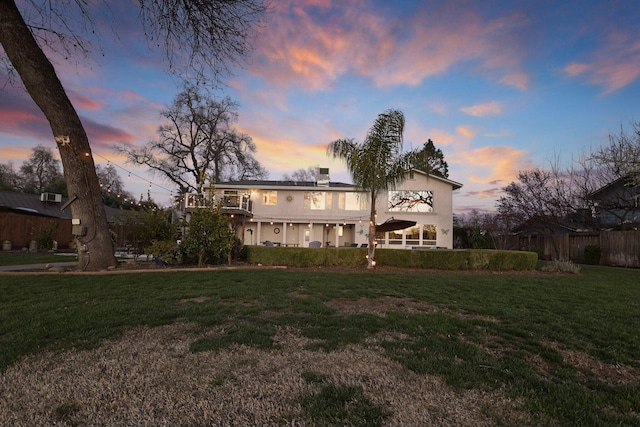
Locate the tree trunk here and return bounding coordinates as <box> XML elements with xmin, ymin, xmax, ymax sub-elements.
<box><xmin>367</xmin><ymin>190</ymin><xmax>377</xmax><ymax>269</ymax></box>
<box><xmin>0</xmin><ymin>0</ymin><xmax>116</xmax><ymax>271</ymax></box>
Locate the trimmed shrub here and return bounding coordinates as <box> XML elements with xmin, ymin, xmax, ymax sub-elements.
<box><xmin>584</xmin><ymin>244</ymin><xmax>601</xmax><ymax>265</ymax></box>
<box><xmin>247</xmin><ymin>247</ymin><xmax>538</xmax><ymax>271</ymax></box>
<box><xmin>540</xmin><ymin>260</ymin><xmax>581</xmax><ymax>274</ymax></box>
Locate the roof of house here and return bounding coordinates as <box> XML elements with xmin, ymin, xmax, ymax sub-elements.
<box><xmin>588</xmin><ymin>174</ymin><xmax>639</xmax><ymax>200</ymax></box>
<box><xmin>215</xmin><ymin>170</ymin><xmax>463</xmax><ymax>191</ymax></box>
<box><xmin>0</xmin><ymin>190</ymin><xmax>122</xmax><ymax>222</ymax></box>
<box><xmin>214</xmin><ymin>180</ymin><xmax>354</xmax><ymax>189</ymax></box>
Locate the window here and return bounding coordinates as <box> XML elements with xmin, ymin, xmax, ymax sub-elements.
<box><xmin>339</xmin><ymin>192</ymin><xmax>366</xmax><ymax>210</ymax></box>
<box><xmin>304</xmin><ymin>191</ymin><xmax>332</xmax><ymax>210</ymax></box>
<box><xmin>262</xmin><ymin>191</ymin><xmax>277</xmax><ymax>205</ymax></box>
<box><xmin>388</xmin><ymin>190</ymin><xmax>434</xmax><ymax>212</ymax></box>
<box><xmin>405</xmin><ymin>225</ymin><xmax>420</xmax><ymax>246</ymax></box>
<box><xmin>422</xmin><ymin>224</ymin><xmax>437</xmax><ymax>244</ymax></box>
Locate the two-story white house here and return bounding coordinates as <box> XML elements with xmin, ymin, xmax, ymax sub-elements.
<box><xmin>195</xmin><ymin>169</ymin><xmax>462</xmax><ymax>249</ymax></box>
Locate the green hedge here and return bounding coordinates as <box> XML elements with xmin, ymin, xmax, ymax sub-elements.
<box><xmin>247</xmin><ymin>247</ymin><xmax>538</xmax><ymax>271</ymax></box>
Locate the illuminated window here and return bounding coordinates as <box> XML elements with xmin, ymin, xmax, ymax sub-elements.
<box><xmin>304</xmin><ymin>192</ymin><xmax>332</xmax><ymax>210</ymax></box>
<box><xmin>339</xmin><ymin>192</ymin><xmax>366</xmax><ymax>210</ymax></box>
<box><xmin>262</xmin><ymin>191</ymin><xmax>277</xmax><ymax>205</ymax></box>
<box><xmin>388</xmin><ymin>190</ymin><xmax>434</xmax><ymax>212</ymax></box>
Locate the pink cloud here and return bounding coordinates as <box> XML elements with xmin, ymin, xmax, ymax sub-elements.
<box><xmin>460</xmin><ymin>102</ymin><xmax>503</xmax><ymax>117</ymax></box>
<box><xmin>82</xmin><ymin>116</ymin><xmax>137</xmax><ymax>149</ymax></box>
<box><xmin>563</xmin><ymin>31</ymin><xmax>640</xmax><ymax>93</ymax></box>
<box><xmin>250</xmin><ymin>1</ymin><xmax>530</xmax><ymax>91</ymax></box>
<box><xmin>455</xmin><ymin>145</ymin><xmax>531</xmax><ymax>185</ymax></box>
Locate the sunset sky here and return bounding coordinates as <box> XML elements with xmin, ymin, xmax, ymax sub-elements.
<box><xmin>1</xmin><ymin>0</ymin><xmax>639</xmax><ymax>213</ymax></box>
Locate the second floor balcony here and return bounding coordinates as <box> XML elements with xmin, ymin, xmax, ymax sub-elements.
<box><xmin>183</xmin><ymin>192</ymin><xmax>253</xmax><ymax>217</ymax></box>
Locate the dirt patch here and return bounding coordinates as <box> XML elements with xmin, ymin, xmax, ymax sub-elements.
<box><xmin>0</xmin><ymin>324</ymin><xmax>531</xmax><ymax>426</ymax></box>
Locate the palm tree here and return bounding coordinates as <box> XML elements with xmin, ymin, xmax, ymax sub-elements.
<box><xmin>328</xmin><ymin>109</ymin><xmax>416</xmax><ymax>268</ymax></box>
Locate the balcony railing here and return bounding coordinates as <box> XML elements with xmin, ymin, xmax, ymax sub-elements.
<box><xmin>219</xmin><ymin>194</ymin><xmax>253</xmax><ymax>216</ymax></box>
<box><xmin>183</xmin><ymin>193</ymin><xmax>253</xmax><ymax>216</ymax></box>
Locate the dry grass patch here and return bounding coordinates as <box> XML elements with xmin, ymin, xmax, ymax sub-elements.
<box><xmin>546</xmin><ymin>342</ymin><xmax>640</xmax><ymax>387</ymax></box>
<box><xmin>0</xmin><ymin>323</ymin><xmax>531</xmax><ymax>426</ymax></box>
<box><xmin>324</xmin><ymin>296</ymin><xmax>440</xmax><ymax>317</ymax></box>
<box><xmin>178</xmin><ymin>296</ymin><xmax>211</xmax><ymax>304</ymax></box>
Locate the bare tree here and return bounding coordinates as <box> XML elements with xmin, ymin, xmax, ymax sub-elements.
<box><xmin>0</xmin><ymin>162</ymin><xmax>20</xmax><ymax>191</ymax></box>
<box><xmin>17</xmin><ymin>145</ymin><xmax>65</xmax><ymax>194</ymax></box>
<box><xmin>118</xmin><ymin>83</ymin><xmax>267</xmax><ymax>195</ymax></box>
<box><xmin>573</xmin><ymin>122</ymin><xmax>640</xmax><ymax>229</ymax></box>
<box><xmin>496</xmin><ymin>165</ymin><xmax>578</xmax><ymax>259</ymax></box>
<box><xmin>0</xmin><ymin>0</ymin><xmax>267</xmax><ymax>270</ymax></box>
<box><xmin>95</xmin><ymin>165</ymin><xmax>135</xmax><ymax>208</ymax></box>
<box><xmin>282</xmin><ymin>167</ymin><xmax>317</xmax><ymax>182</ymax></box>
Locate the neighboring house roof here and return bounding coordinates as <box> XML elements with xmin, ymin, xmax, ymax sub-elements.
<box><xmin>0</xmin><ymin>190</ymin><xmax>123</xmax><ymax>222</ymax></box>
<box><xmin>588</xmin><ymin>175</ymin><xmax>638</xmax><ymax>200</ymax></box>
<box><xmin>0</xmin><ymin>190</ymin><xmax>73</xmax><ymax>219</ymax></box>
<box><xmin>511</xmin><ymin>214</ymin><xmax>592</xmax><ymax>236</ymax></box>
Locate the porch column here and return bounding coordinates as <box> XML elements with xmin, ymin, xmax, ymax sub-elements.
<box><xmin>256</xmin><ymin>221</ymin><xmax>262</xmax><ymax>245</ymax></box>
<box><xmin>282</xmin><ymin>222</ymin><xmax>287</xmax><ymax>246</ymax></box>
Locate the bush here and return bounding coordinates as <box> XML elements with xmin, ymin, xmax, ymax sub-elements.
<box><xmin>179</xmin><ymin>206</ymin><xmax>235</xmax><ymax>266</ymax></box>
<box><xmin>147</xmin><ymin>240</ymin><xmax>179</xmax><ymax>264</ymax></box>
<box><xmin>35</xmin><ymin>225</ymin><xmax>55</xmax><ymax>251</ymax></box>
<box><xmin>247</xmin><ymin>247</ymin><xmax>538</xmax><ymax>271</ymax></box>
<box><xmin>584</xmin><ymin>244</ymin><xmax>601</xmax><ymax>265</ymax></box>
<box><xmin>540</xmin><ymin>260</ymin><xmax>581</xmax><ymax>274</ymax></box>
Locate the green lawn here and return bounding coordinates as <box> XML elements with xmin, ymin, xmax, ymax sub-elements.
<box><xmin>0</xmin><ymin>252</ymin><xmax>76</xmax><ymax>266</ymax></box>
<box><xmin>0</xmin><ymin>266</ymin><xmax>639</xmax><ymax>425</ymax></box>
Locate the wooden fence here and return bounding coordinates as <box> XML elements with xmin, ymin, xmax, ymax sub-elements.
<box><xmin>0</xmin><ymin>212</ymin><xmax>73</xmax><ymax>250</ymax></box>
<box><xmin>502</xmin><ymin>231</ymin><xmax>640</xmax><ymax>268</ymax></box>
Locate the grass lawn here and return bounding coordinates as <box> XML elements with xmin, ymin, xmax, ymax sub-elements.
<box><xmin>0</xmin><ymin>266</ymin><xmax>638</xmax><ymax>425</ymax></box>
<box><xmin>0</xmin><ymin>252</ymin><xmax>76</xmax><ymax>266</ymax></box>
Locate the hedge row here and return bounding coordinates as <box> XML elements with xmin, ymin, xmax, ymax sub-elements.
<box><xmin>246</xmin><ymin>247</ymin><xmax>538</xmax><ymax>271</ymax></box>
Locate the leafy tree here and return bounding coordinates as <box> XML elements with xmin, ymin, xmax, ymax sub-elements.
<box><xmin>17</xmin><ymin>145</ymin><xmax>66</xmax><ymax>195</ymax></box>
<box><xmin>119</xmin><ymin>83</ymin><xmax>267</xmax><ymax>195</ymax></box>
<box><xmin>282</xmin><ymin>167</ymin><xmax>318</xmax><ymax>182</ymax></box>
<box><xmin>328</xmin><ymin>109</ymin><xmax>416</xmax><ymax>268</ymax></box>
<box><xmin>179</xmin><ymin>202</ymin><xmax>235</xmax><ymax>267</ymax></box>
<box><xmin>114</xmin><ymin>200</ymin><xmax>176</xmax><ymax>260</ymax></box>
<box><xmin>96</xmin><ymin>165</ymin><xmax>134</xmax><ymax>208</ymax></box>
<box><xmin>0</xmin><ymin>0</ymin><xmax>267</xmax><ymax>271</ymax></box>
<box><xmin>412</xmin><ymin>139</ymin><xmax>449</xmax><ymax>178</ymax></box>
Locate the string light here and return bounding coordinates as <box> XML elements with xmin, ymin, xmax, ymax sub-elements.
<box><xmin>90</xmin><ymin>151</ymin><xmax>175</xmax><ymax>206</ymax></box>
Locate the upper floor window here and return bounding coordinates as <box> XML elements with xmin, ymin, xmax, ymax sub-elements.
<box><xmin>262</xmin><ymin>191</ymin><xmax>277</xmax><ymax>205</ymax></box>
<box><xmin>388</xmin><ymin>190</ymin><xmax>434</xmax><ymax>212</ymax></box>
<box><xmin>304</xmin><ymin>191</ymin><xmax>332</xmax><ymax>210</ymax></box>
<box><xmin>339</xmin><ymin>192</ymin><xmax>366</xmax><ymax>211</ymax></box>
